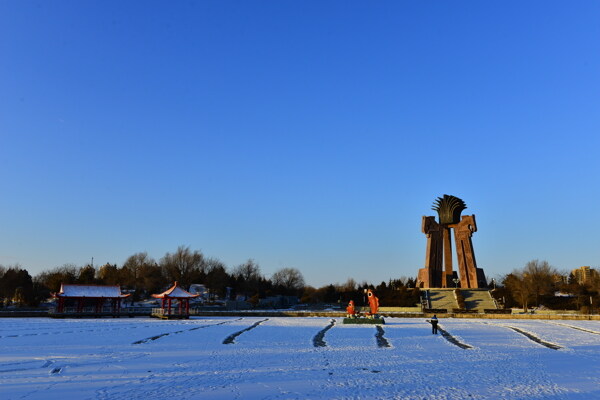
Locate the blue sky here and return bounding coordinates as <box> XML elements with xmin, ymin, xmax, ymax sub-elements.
<box><xmin>1</xmin><ymin>1</ymin><xmax>599</xmax><ymax>287</ymax></box>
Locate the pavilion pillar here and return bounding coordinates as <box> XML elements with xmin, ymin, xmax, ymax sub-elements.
<box><xmin>168</xmin><ymin>298</ymin><xmax>172</xmax><ymax>315</ymax></box>
<box><xmin>186</xmin><ymin>299</ymin><xmax>190</xmax><ymax>316</ymax></box>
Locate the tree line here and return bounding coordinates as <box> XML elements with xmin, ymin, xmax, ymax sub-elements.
<box><xmin>5</xmin><ymin>249</ymin><xmax>594</xmax><ymax>312</ymax></box>
<box><xmin>0</xmin><ymin>245</ymin><xmax>421</xmax><ymax>308</ymax></box>
<box><xmin>496</xmin><ymin>259</ymin><xmax>600</xmax><ymax>312</ymax></box>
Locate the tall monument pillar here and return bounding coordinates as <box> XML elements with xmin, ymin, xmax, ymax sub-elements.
<box><xmin>442</xmin><ymin>227</ymin><xmax>454</xmax><ymax>288</ymax></box>
<box><xmin>421</xmin><ymin>216</ymin><xmax>443</xmax><ymax>288</ymax></box>
<box><xmin>417</xmin><ymin>195</ymin><xmax>487</xmax><ymax>289</ymax></box>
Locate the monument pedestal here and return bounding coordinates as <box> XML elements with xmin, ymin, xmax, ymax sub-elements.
<box><xmin>343</xmin><ymin>317</ymin><xmax>385</xmax><ymax>325</ymax></box>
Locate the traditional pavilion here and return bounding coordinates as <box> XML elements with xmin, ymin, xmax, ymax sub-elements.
<box><xmin>51</xmin><ymin>284</ymin><xmax>131</xmax><ymax>317</ymax></box>
<box><xmin>151</xmin><ymin>281</ymin><xmax>200</xmax><ymax>319</ymax></box>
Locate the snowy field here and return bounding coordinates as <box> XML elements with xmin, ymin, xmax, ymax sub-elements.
<box><xmin>2</xmin><ymin>317</ymin><xmax>600</xmax><ymax>400</ymax></box>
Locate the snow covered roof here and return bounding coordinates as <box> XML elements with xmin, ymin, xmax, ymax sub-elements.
<box><xmin>152</xmin><ymin>282</ymin><xmax>200</xmax><ymax>299</ymax></box>
<box><xmin>55</xmin><ymin>284</ymin><xmax>130</xmax><ymax>298</ymax></box>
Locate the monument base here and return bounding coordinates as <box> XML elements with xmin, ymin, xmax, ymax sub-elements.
<box><xmin>343</xmin><ymin>317</ymin><xmax>385</xmax><ymax>325</ymax></box>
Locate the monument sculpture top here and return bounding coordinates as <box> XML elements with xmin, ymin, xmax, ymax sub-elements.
<box><xmin>418</xmin><ymin>195</ymin><xmax>487</xmax><ymax>289</ymax></box>
<box><xmin>432</xmin><ymin>194</ymin><xmax>467</xmax><ymax>225</ymax></box>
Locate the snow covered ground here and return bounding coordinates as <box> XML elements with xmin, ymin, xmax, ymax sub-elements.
<box><xmin>2</xmin><ymin>317</ymin><xmax>600</xmax><ymax>399</ymax></box>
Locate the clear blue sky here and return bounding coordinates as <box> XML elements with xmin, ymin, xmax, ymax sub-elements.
<box><xmin>1</xmin><ymin>1</ymin><xmax>599</xmax><ymax>287</ymax></box>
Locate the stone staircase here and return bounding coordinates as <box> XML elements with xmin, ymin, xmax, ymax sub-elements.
<box><xmin>462</xmin><ymin>290</ymin><xmax>497</xmax><ymax>311</ymax></box>
<box><xmin>427</xmin><ymin>289</ymin><xmax>458</xmax><ymax>311</ymax></box>
<box><xmin>426</xmin><ymin>289</ymin><xmax>497</xmax><ymax>312</ymax></box>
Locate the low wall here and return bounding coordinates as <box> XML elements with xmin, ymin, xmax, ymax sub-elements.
<box><xmin>378</xmin><ymin>307</ymin><xmax>421</xmax><ymax>313</ymax></box>
<box><xmin>195</xmin><ymin>311</ymin><xmax>349</xmax><ymax>318</ymax></box>
<box><xmin>0</xmin><ymin>310</ymin><xmax>48</xmax><ymax>318</ymax></box>
<box><xmin>419</xmin><ymin>312</ymin><xmax>600</xmax><ymax>321</ymax></box>
<box><xmin>193</xmin><ymin>310</ymin><xmax>600</xmax><ymax>321</ymax></box>
<box><xmin>510</xmin><ymin>309</ymin><xmax>579</xmax><ymax>316</ymax></box>
<box><xmin>1</xmin><ymin>308</ymin><xmax>599</xmax><ymax>320</ymax></box>
<box><xmin>0</xmin><ymin>308</ymin><xmax>152</xmax><ymax>318</ymax></box>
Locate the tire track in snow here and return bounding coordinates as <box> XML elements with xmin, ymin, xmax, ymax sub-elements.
<box><xmin>133</xmin><ymin>318</ymin><xmax>242</xmax><ymax>344</ymax></box>
<box><xmin>0</xmin><ymin>322</ymin><xmax>156</xmax><ymax>339</ymax></box>
<box><xmin>222</xmin><ymin>319</ymin><xmax>269</xmax><ymax>344</ymax></box>
<box><xmin>437</xmin><ymin>325</ymin><xmax>473</xmax><ymax>349</ymax></box>
<box><xmin>312</xmin><ymin>319</ymin><xmax>336</xmax><ymax>347</ymax></box>
<box><xmin>484</xmin><ymin>322</ymin><xmax>562</xmax><ymax>350</ymax></box>
<box><xmin>0</xmin><ymin>359</ymin><xmax>54</xmax><ymax>373</ymax></box>
<box><xmin>547</xmin><ymin>321</ymin><xmax>600</xmax><ymax>335</ymax></box>
<box><xmin>507</xmin><ymin>326</ymin><xmax>562</xmax><ymax>349</ymax></box>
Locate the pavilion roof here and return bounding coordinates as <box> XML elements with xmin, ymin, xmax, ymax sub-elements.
<box><xmin>54</xmin><ymin>284</ymin><xmax>130</xmax><ymax>298</ymax></box>
<box><xmin>152</xmin><ymin>282</ymin><xmax>200</xmax><ymax>299</ymax></box>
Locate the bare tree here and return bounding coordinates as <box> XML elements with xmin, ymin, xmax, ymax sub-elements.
<box><xmin>503</xmin><ymin>271</ymin><xmax>533</xmax><ymax>311</ymax></box>
<box><xmin>233</xmin><ymin>259</ymin><xmax>262</xmax><ymax>297</ymax></box>
<box><xmin>272</xmin><ymin>267</ymin><xmax>305</xmax><ymax>292</ymax></box>
<box><xmin>160</xmin><ymin>246</ymin><xmax>205</xmax><ymax>288</ymax></box>
<box><xmin>122</xmin><ymin>252</ymin><xmax>156</xmax><ymax>289</ymax></box>
<box><xmin>341</xmin><ymin>278</ymin><xmax>357</xmax><ymax>292</ymax></box>
<box><xmin>503</xmin><ymin>259</ymin><xmax>558</xmax><ymax>311</ymax></box>
<box><xmin>36</xmin><ymin>264</ymin><xmax>78</xmax><ymax>293</ymax></box>
<box><xmin>233</xmin><ymin>259</ymin><xmax>261</xmax><ymax>282</ymax></box>
<box><xmin>523</xmin><ymin>259</ymin><xmax>558</xmax><ymax>306</ymax></box>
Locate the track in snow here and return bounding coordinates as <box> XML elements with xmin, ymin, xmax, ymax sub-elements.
<box><xmin>506</xmin><ymin>326</ymin><xmax>562</xmax><ymax>350</ymax></box>
<box><xmin>133</xmin><ymin>318</ymin><xmax>241</xmax><ymax>344</ymax></box>
<box><xmin>375</xmin><ymin>326</ymin><xmax>391</xmax><ymax>348</ymax></box>
<box><xmin>222</xmin><ymin>319</ymin><xmax>269</xmax><ymax>344</ymax></box>
<box><xmin>547</xmin><ymin>321</ymin><xmax>600</xmax><ymax>335</ymax></box>
<box><xmin>484</xmin><ymin>322</ymin><xmax>562</xmax><ymax>350</ymax></box>
<box><xmin>313</xmin><ymin>319</ymin><xmax>336</xmax><ymax>347</ymax></box>
<box><xmin>437</xmin><ymin>326</ymin><xmax>473</xmax><ymax>349</ymax></box>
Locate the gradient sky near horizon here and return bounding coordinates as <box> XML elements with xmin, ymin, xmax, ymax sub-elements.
<box><xmin>1</xmin><ymin>1</ymin><xmax>599</xmax><ymax>287</ymax></box>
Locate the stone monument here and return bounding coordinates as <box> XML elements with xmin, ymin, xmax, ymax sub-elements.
<box><xmin>417</xmin><ymin>195</ymin><xmax>487</xmax><ymax>288</ymax></box>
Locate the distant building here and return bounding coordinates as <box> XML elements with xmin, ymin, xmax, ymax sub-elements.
<box><xmin>258</xmin><ymin>295</ymin><xmax>299</xmax><ymax>309</ymax></box>
<box><xmin>51</xmin><ymin>284</ymin><xmax>130</xmax><ymax>317</ymax></box>
<box><xmin>188</xmin><ymin>284</ymin><xmax>208</xmax><ymax>300</ymax></box>
<box><xmin>571</xmin><ymin>266</ymin><xmax>597</xmax><ymax>285</ymax></box>
<box><xmin>552</xmin><ymin>273</ymin><xmax>568</xmax><ymax>285</ymax></box>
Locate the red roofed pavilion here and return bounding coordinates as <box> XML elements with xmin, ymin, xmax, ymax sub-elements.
<box><xmin>151</xmin><ymin>281</ymin><xmax>199</xmax><ymax>319</ymax></box>
<box><xmin>51</xmin><ymin>284</ymin><xmax>130</xmax><ymax>317</ymax></box>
